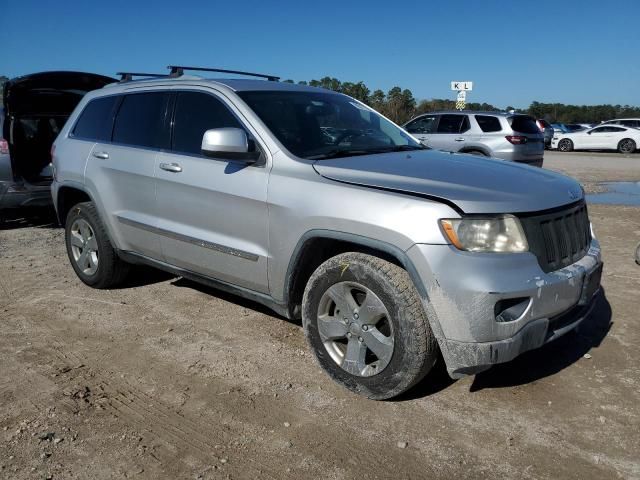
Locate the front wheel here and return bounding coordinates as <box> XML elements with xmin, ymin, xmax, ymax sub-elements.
<box><xmin>558</xmin><ymin>139</ymin><xmax>574</xmax><ymax>152</ymax></box>
<box><xmin>635</xmin><ymin>243</ymin><xmax>640</xmax><ymax>266</ymax></box>
<box><xmin>302</xmin><ymin>252</ymin><xmax>438</xmax><ymax>400</ymax></box>
<box><xmin>618</xmin><ymin>138</ymin><xmax>636</xmax><ymax>154</ymax></box>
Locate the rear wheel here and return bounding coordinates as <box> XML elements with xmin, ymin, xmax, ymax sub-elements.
<box><xmin>65</xmin><ymin>202</ymin><xmax>130</xmax><ymax>288</ymax></box>
<box><xmin>618</xmin><ymin>138</ymin><xmax>636</xmax><ymax>154</ymax></box>
<box><xmin>558</xmin><ymin>139</ymin><xmax>573</xmax><ymax>152</ymax></box>
<box><xmin>464</xmin><ymin>150</ymin><xmax>487</xmax><ymax>156</ymax></box>
<box><xmin>302</xmin><ymin>252</ymin><xmax>438</xmax><ymax>400</ymax></box>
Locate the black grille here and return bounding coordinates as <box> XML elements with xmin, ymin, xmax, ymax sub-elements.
<box><xmin>519</xmin><ymin>202</ymin><xmax>591</xmax><ymax>273</ymax></box>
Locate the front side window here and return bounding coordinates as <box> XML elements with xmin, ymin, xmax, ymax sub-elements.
<box><xmin>112</xmin><ymin>92</ymin><xmax>171</xmax><ymax>149</ymax></box>
<box><xmin>72</xmin><ymin>96</ymin><xmax>118</xmax><ymax>141</ymax></box>
<box><xmin>172</xmin><ymin>92</ymin><xmax>243</xmax><ymax>155</ymax></box>
<box><xmin>405</xmin><ymin>115</ymin><xmax>437</xmax><ymax>134</ymax></box>
<box><xmin>475</xmin><ymin>115</ymin><xmax>502</xmax><ymax>133</ymax></box>
<box><xmin>237</xmin><ymin>90</ymin><xmax>422</xmax><ymax>159</ymax></box>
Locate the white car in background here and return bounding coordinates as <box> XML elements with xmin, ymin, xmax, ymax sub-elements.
<box><xmin>551</xmin><ymin>124</ymin><xmax>640</xmax><ymax>153</ymax></box>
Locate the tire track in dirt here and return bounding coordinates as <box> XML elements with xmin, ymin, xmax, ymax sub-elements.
<box><xmin>27</xmin><ymin>331</ymin><xmax>282</xmax><ymax>480</ymax></box>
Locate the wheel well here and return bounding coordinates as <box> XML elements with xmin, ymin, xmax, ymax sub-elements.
<box><xmin>286</xmin><ymin>237</ymin><xmax>404</xmax><ymax>319</ymax></box>
<box><xmin>460</xmin><ymin>148</ymin><xmax>488</xmax><ymax>156</ymax></box>
<box><xmin>56</xmin><ymin>187</ymin><xmax>92</xmax><ymax>225</ymax></box>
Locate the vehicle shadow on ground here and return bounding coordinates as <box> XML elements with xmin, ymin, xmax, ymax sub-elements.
<box><xmin>118</xmin><ymin>266</ymin><xmax>178</xmax><ymax>289</ymax></box>
<box><xmin>169</xmin><ymin>277</ymin><xmax>300</xmax><ymax>326</ymax></box>
<box><xmin>0</xmin><ymin>207</ymin><xmax>59</xmax><ymax>230</ymax></box>
<box><xmin>469</xmin><ymin>289</ymin><xmax>612</xmax><ymax>392</ymax></box>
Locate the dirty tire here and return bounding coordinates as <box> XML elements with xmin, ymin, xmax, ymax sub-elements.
<box><xmin>558</xmin><ymin>139</ymin><xmax>573</xmax><ymax>152</ymax></box>
<box><xmin>302</xmin><ymin>252</ymin><xmax>438</xmax><ymax>400</ymax></box>
<box><xmin>618</xmin><ymin>138</ymin><xmax>636</xmax><ymax>154</ymax></box>
<box><xmin>65</xmin><ymin>202</ymin><xmax>130</xmax><ymax>289</ymax></box>
<box><xmin>635</xmin><ymin>243</ymin><xmax>640</xmax><ymax>266</ymax></box>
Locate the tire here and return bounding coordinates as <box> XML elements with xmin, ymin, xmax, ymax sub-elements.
<box><xmin>302</xmin><ymin>252</ymin><xmax>438</xmax><ymax>400</ymax></box>
<box><xmin>464</xmin><ymin>150</ymin><xmax>487</xmax><ymax>157</ymax></box>
<box><xmin>618</xmin><ymin>138</ymin><xmax>636</xmax><ymax>154</ymax></box>
<box><xmin>64</xmin><ymin>202</ymin><xmax>130</xmax><ymax>289</ymax></box>
<box><xmin>635</xmin><ymin>243</ymin><xmax>640</xmax><ymax>266</ymax></box>
<box><xmin>558</xmin><ymin>139</ymin><xmax>573</xmax><ymax>152</ymax></box>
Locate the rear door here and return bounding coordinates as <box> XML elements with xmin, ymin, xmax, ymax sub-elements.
<box><xmin>155</xmin><ymin>90</ymin><xmax>270</xmax><ymax>293</ymax></box>
<box><xmin>428</xmin><ymin>114</ymin><xmax>470</xmax><ymax>152</ymax></box>
<box><xmin>84</xmin><ymin>91</ymin><xmax>170</xmax><ymax>260</ymax></box>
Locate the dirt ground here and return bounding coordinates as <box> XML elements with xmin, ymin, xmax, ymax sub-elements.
<box><xmin>1</xmin><ymin>151</ymin><xmax>639</xmax><ymax>480</ymax></box>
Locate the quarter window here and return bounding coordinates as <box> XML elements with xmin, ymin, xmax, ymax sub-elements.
<box><xmin>112</xmin><ymin>92</ymin><xmax>171</xmax><ymax>149</ymax></box>
<box><xmin>72</xmin><ymin>96</ymin><xmax>118</xmax><ymax>141</ymax></box>
<box><xmin>475</xmin><ymin>115</ymin><xmax>502</xmax><ymax>133</ymax></box>
<box><xmin>172</xmin><ymin>92</ymin><xmax>243</xmax><ymax>155</ymax></box>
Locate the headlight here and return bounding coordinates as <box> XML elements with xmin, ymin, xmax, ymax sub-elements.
<box><xmin>440</xmin><ymin>216</ymin><xmax>529</xmax><ymax>253</ymax></box>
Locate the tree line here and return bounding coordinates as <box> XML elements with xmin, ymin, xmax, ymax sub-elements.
<box><xmin>284</xmin><ymin>76</ymin><xmax>640</xmax><ymax>125</ymax></box>
<box><xmin>2</xmin><ymin>73</ymin><xmax>638</xmax><ymax>125</ymax></box>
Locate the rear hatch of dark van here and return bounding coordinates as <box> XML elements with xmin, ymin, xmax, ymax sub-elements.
<box><xmin>2</xmin><ymin>71</ymin><xmax>115</xmax><ymax>183</ymax></box>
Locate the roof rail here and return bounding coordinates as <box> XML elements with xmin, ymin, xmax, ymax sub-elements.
<box><xmin>167</xmin><ymin>65</ymin><xmax>279</xmax><ymax>82</ymax></box>
<box><xmin>117</xmin><ymin>72</ymin><xmax>168</xmax><ymax>82</ymax></box>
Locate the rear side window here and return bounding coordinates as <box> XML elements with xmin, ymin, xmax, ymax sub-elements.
<box><xmin>172</xmin><ymin>92</ymin><xmax>243</xmax><ymax>155</ymax></box>
<box><xmin>113</xmin><ymin>92</ymin><xmax>170</xmax><ymax>148</ymax></box>
<box><xmin>621</xmin><ymin>120</ymin><xmax>640</xmax><ymax>128</ymax></box>
<box><xmin>436</xmin><ymin>114</ymin><xmax>467</xmax><ymax>133</ymax></box>
<box><xmin>72</xmin><ymin>96</ymin><xmax>118</xmax><ymax>141</ymax></box>
<box><xmin>508</xmin><ymin>115</ymin><xmax>540</xmax><ymax>134</ymax></box>
<box><xmin>475</xmin><ymin>115</ymin><xmax>502</xmax><ymax>132</ymax></box>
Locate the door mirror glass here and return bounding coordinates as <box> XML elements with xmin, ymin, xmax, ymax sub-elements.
<box><xmin>201</xmin><ymin>128</ymin><xmax>259</xmax><ymax>162</ymax></box>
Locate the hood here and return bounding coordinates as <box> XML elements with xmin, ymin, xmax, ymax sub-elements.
<box><xmin>3</xmin><ymin>71</ymin><xmax>116</xmax><ymax>115</ymax></box>
<box><xmin>313</xmin><ymin>150</ymin><xmax>583</xmax><ymax>214</ymax></box>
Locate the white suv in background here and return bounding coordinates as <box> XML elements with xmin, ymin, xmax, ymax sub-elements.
<box><xmin>602</xmin><ymin>118</ymin><xmax>640</xmax><ymax>129</ymax></box>
<box><xmin>404</xmin><ymin>111</ymin><xmax>544</xmax><ymax>167</ymax></box>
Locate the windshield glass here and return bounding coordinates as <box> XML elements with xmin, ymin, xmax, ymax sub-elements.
<box><xmin>237</xmin><ymin>90</ymin><xmax>423</xmax><ymax>159</ymax></box>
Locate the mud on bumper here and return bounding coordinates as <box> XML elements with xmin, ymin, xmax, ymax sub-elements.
<box><xmin>441</xmin><ymin>295</ymin><xmax>599</xmax><ymax>378</ymax></box>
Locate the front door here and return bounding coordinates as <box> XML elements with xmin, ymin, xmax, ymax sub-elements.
<box><xmin>404</xmin><ymin>114</ymin><xmax>438</xmax><ymax>147</ymax></box>
<box><xmin>155</xmin><ymin>90</ymin><xmax>270</xmax><ymax>293</ymax></box>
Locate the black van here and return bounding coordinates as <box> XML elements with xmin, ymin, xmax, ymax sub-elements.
<box><xmin>1</xmin><ymin>71</ymin><xmax>114</xmax><ymax>209</ymax></box>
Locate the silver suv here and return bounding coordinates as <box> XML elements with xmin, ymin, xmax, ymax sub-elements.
<box><xmin>52</xmin><ymin>66</ymin><xmax>602</xmax><ymax>399</ymax></box>
<box><xmin>404</xmin><ymin>111</ymin><xmax>544</xmax><ymax>167</ymax></box>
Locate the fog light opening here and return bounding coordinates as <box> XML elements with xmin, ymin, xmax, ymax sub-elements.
<box><xmin>495</xmin><ymin>297</ymin><xmax>531</xmax><ymax>323</ymax></box>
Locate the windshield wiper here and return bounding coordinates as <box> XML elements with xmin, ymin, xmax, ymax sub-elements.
<box><xmin>308</xmin><ymin>145</ymin><xmax>427</xmax><ymax>160</ymax></box>
<box><xmin>307</xmin><ymin>149</ymin><xmax>375</xmax><ymax>160</ymax></box>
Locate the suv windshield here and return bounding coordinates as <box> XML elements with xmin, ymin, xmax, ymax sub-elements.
<box><xmin>238</xmin><ymin>90</ymin><xmax>423</xmax><ymax>159</ymax></box>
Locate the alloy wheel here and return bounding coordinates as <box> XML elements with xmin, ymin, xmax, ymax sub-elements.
<box><xmin>69</xmin><ymin>218</ymin><xmax>99</xmax><ymax>276</ymax></box>
<box><xmin>317</xmin><ymin>281</ymin><xmax>394</xmax><ymax>377</ymax></box>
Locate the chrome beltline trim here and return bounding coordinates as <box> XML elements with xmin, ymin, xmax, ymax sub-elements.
<box><xmin>116</xmin><ymin>216</ymin><xmax>259</xmax><ymax>262</ymax></box>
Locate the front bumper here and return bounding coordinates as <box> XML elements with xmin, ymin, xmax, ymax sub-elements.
<box><xmin>407</xmin><ymin>239</ymin><xmax>602</xmax><ymax>378</ymax></box>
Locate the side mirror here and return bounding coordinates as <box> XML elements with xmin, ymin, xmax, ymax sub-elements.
<box><xmin>201</xmin><ymin>128</ymin><xmax>260</xmax><ymax>163</ymax></box>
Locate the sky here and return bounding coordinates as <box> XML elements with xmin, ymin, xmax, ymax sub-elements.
<box><xmin>2</xmin><ymin>0</ymin><xmax>639</xmax><ymax>109</ymax></box>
